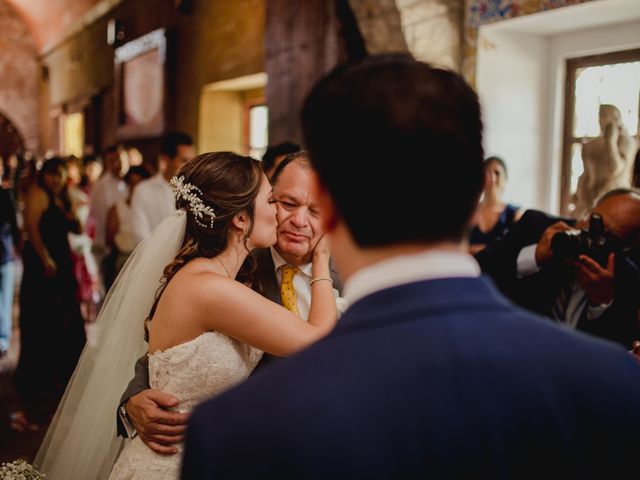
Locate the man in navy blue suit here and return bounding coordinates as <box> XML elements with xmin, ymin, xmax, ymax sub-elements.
<box><xmin>182</xmin><ymin>54</ymin><xmax>640</xmax><ymax>479</ymax></box>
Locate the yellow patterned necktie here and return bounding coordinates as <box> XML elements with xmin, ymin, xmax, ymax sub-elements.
<box><xmin>280</xmin><ymin>265</ymin><xmax>300</xmax><ymax>317</ymax></box>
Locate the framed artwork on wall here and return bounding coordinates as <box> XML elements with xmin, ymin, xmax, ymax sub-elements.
<box><xmin>114</xmin><ymin>28</ymin><xmax>167</xmax><ymax>140</ymax></box>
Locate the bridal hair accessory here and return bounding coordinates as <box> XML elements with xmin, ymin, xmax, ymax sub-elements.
<box><xmin>170</xmin><ymin>175</ymin><xmax>216</xmax><ymax>228</ymax></box>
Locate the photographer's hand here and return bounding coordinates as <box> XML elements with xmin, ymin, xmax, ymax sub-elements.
<box><xmin>535</xmin><ymin>221</ymin><xmax>574</xmax><ymax>265</ymax></box>
<box><xmin>574</xmin><ymin>253</ymin><xmax>615</xmax><ymax>306</ymax></box>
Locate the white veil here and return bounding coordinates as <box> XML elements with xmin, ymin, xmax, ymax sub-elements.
<box><xmin>34</xmin><ymin>210</ymin><xmax>187</xmax><ymax>480</ymax></box>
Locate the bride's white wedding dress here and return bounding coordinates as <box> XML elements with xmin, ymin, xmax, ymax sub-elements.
<box><xmin>108</xmin><ymin>331</ymin><xmax>262</xmax><ymax>480</ymax></box>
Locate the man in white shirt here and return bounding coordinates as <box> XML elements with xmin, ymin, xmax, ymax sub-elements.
<box><xmin>130</xmin><ymin>131</ymin><xmax>194</xmax><ymax>245</ymax></box>
<box><xmin>91</xmin><ymin>146</ymin><xmax>127</xmax><ymax>254</ymax></box>
<box><xmin>261</xmin><ymin>141</ymin><xmax>300</xmax><ymax>179</ymax></box>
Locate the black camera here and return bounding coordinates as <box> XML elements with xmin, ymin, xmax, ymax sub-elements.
<box><xmin>550</xmin><ymin>213</ymin><xmax>618</xmax><ymax>267</ymax></box>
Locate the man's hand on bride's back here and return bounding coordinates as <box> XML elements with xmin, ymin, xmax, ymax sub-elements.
<box><xmin>125</xmin><ymin>389</ymin><xmax>190</xmax><ymax>455</ymax></box>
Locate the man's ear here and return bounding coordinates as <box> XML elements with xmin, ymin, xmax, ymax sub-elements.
<box><xmin>310</xmin><ymin>170</ymin><xmax>338</xmax><ymax>233</ymax></box>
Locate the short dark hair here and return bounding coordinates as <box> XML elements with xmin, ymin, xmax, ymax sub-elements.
<box><xmin>124</xmin><ymin>165</ymin><xmax>151</xmax><ymax>183</ymax></box>
<box><xmin>261</xmin><ymin>142</ymin><xmax>301</xmax><ymax>172</ymax></box>
<box><xmin>301</xmin><ymin>54</ymin><xmax>484</xmax><ymax>246</ymax></box>
<box><xmin>484</xmin><ymin>156</ymin><xmax>508</xmax><ymax>178</ymax></box>
<box><xmin>82</xmin><ymin>154</ymin><xmax>99</xmax><ymax>166</ymax></box>
<box><xmin>161</xmin><ymin>131</ymin><xmax>193</xmax><ymax>158</ymax></box>
<box><xmin>270</xmin><ymin>151</ymin><xmax>312</xmax><ymax>186</ymax></box>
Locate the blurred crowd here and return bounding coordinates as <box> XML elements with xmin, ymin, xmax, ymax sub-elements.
<box><xmin>0</xmin><ymin>131</ymin><xmax>194</xmax><ymax>429</ymax></box>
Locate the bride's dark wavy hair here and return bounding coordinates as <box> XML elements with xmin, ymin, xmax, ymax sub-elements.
<box><xmin>146</xmin><ymin>151</ymin><xmax>263</xmax><ymax>333</ymax></box>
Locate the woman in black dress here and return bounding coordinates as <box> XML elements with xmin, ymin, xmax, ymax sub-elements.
<box><xmin>14</xmin><ymin>157</ymin><xmax>86</xmax><ymax>423</ymax></box>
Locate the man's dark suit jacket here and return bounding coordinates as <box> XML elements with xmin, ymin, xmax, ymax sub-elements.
<box><xmin>116</xmin><ymin>248</ymin><xmax>342</xmax><ymax>436</ymax></box>
<box><xmin>476</xmin><ymin>209</ymin><xmax>640</xmax><ymax>348</ymax></box>
<box><xmin>182</xmin><ymin>276</ymin><xmax>640</xmax><ymax>479</ymax></box>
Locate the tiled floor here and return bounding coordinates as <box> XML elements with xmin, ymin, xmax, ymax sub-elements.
<box><xmin>1</xmin><ymin>316</ymin><xmax>97</xmax><ymax>466</ymax></box>
<box><xmin>0</xmin><ymin>326</ymin><xmax>50</xmax><ymax>464</ymax></box>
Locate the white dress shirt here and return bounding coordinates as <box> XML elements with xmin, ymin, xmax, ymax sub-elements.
<box><xmin>91</xmin><ymin>172</ymin><xmax>127</xmax><ymax>249</ymax></box>
<box><xmin>114</xmin><ymin>199</ymin><xmax>138</xmax><ymax>254</ymax></box>
<box><xmin>130</xmin><ymin>173</ymin><xmax>175</xmax><ymax>245</ymax></box>
<box><xmin>270</xmin><ymin>247</ymin><xmax>345</xmax><ymax>319</ymax></box>
<box><xmin>343</xmin><ymin>250</ymin><xmax>480</xmax><ymax>308</ymax></box>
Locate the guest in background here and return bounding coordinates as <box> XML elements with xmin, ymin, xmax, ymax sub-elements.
<box><xmin>476</xmin><ymin>188</ymin><xmax>640</xmax><ymax>349</ymax></box>
<box><xmin>469</xmin><ymin>156</ymin><xmax>522</xmax><ymax>254</ymax></box>
<box><xmin>67</xmin><ymin>156</ymin><xmax>100</xmax><ymax>322</ymax></box>
<box><xmin>17</xmin><ymin>153</ymin><xmax>39</xmax><ymax>208</ymax></box>
<box><xmin>80</xmin><ymin>154</ymin><xmax>103</xmax><ymax>196</ymax></box>
<box><xmin>130</xmin><ymin>132</ymin><xmax>194</xmax><ymax>245</ymax></box>
<box><xmin>2</xmin><ymin>154</ymin><xmax>20</xmax><ymax>202</ymax></box>
<box><xmin>261</xmin><ymin>141</ymin><xmax>300</xmax><ymax>179</ymax></box>
<box><xmin>0</xmin><ymin>163</ymin><xmax>20</xmax><ymax>356</ymax></box>
<box><xmin>91</xmin><ymin>146</ymin><xmax>127</xmax><ymax>262</ymax></box>
<box><xmin>106</xmin><ymin>166</ymin><xmax>151</xmax><ymax>282</ymax></box>
<box><xmin>13</xmin><ymin>157</ymin><xmax>86</xmax><ymax>424</ymax></box>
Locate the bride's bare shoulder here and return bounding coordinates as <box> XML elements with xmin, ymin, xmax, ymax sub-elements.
<box><xmin>166</xmin><ymin>260</ymin><xmax>248</xmax><ymax>302</ymax></box>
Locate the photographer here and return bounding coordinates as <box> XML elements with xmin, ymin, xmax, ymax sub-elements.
<box><xmin>476</xmin><ymin>188</ymin><xmax>640</xmax><ymax>348</ymax></box>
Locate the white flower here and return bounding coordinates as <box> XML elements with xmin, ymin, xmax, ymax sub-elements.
<box><xmin>169</xmin><ymin>176</ymin><xmax>216</xmax><ymax>228</ymax></box>
<box><xmin>0</xmin><ymin>459</ymin><xmax>46</xmax><ymax>479</ymax></box>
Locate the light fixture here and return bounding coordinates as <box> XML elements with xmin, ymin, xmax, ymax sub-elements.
<box><xmin>107</xmin><ymin>19</ymin><xmax>125</xmax><ymax>46</ymax></box>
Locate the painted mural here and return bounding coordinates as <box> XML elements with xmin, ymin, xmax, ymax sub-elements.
<box><xmin>462</xmin><ymin>0</ymin><xmax>595</xmax><ymax>84</ymax></box>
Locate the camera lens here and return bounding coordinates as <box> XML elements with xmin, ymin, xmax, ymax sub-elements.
<box><xmin>551</xmin><ymin>232</ymin><xmax>581</xmax><ymax>261</ymax></box>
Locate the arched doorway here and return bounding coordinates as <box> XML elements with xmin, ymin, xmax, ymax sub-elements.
<box><xmin>0</xmin><ymin>113</ymin><xmax>25</xmax><ymax>160</ymax></box>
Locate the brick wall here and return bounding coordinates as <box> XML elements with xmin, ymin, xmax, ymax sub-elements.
<box><xmin>0</xmin><ymin>0</ymin><xmax>40</xmax><ymax>153</ymax></box>
<box><xmin>42</xmin><ymin>0</ymin><xmax>265</xmax><ymax>152</ymax></box>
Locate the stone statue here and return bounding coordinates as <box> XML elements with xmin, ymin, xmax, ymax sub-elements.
<box><xmin>573</xmin><ymin>104</ymin><xmax>638</xmax><ymax>219</ymax></box>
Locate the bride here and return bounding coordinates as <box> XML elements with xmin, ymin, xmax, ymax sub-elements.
<box><xmin>35</xmin><ymin>152</ymin><xmax>338</xmax><ymax>479</ymax></box>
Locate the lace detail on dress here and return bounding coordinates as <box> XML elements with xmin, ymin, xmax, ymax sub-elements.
<box><xmin>108</xmin><ymin>332</ymin><xmax>262</xmax><ymax>480</ymax></box>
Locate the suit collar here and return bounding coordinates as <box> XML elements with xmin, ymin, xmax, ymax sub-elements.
<box><xmin>344</xmin><ymin>250</ymin><xmax>480</xmax><ymax>307</ymax></box>
<box><xmin>334</xmin><ymin>276</ymin><xmax>512</xmax><ymax>334</ymax></box>
<box><xmin>270</xmin><ymin>247</ymin><xmax>313</xmax><ymax>277</ymax></box>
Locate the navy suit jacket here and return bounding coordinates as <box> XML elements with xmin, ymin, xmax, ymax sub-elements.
<box><xmin>182</xmin><ymin>276</ymin><xmax>640</xmax><ymax>479</ymax></box>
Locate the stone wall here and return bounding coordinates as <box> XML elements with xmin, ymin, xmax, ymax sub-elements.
<box><xmin>397</xmin><ymin>0</ymin><xmax>463</xmax><ymax>71</ymax></box>
<box><xmin>0</xmin><ymin>0</ymin><xmax>40</xmax><ymax>153</ymax></box>
<box><xmin>462</xmin><ymin>0</ymin><xmax>595</xmax><ymax>84</ymax></box>
<box><xmin>42</xmin><ymin>0</ymin><xmax>265</xmax><ymax>152</ymax></box>
<box><xmin>348</xmin><ymin>0</ymin><xmax>408</xmax><ymax>55</ymax></box>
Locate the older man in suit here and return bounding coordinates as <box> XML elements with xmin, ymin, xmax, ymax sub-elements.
<box><xmin>252</xmin><ymin>152</ymin><xmax>343</xmax><ymax>367</ymax></box>
<box><xmin>116</xmin><ymin>151</ymin><xmax>342</xmax><ymax>453</ymax></box>
<box><xmin>182</xmin><ymin>54</ymin><xmax>640</xmax><ymax>479</ymax></box>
